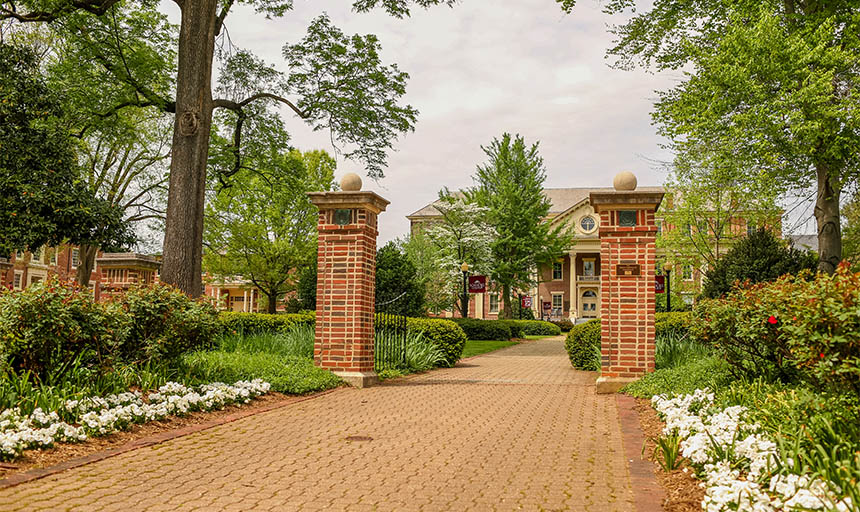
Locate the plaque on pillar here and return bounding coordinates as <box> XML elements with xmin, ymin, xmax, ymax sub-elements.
<box><xmin>590</xmin><ymin>172</ymin><xmax>664</xmax><ymax>394</ymax></box>
<box><xmin>307</xmin><ymin>173</ymin><xmax>390</xmax><ymax>388</ymax></box>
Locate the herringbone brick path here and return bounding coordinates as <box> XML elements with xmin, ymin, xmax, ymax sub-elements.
<box><xmin>0</xmin><ymin>338</ymin><xmax>636</xmax><ymax>511</ymax></box>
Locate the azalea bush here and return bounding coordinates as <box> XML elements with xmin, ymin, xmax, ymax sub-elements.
<box><xmin>0</xmin><ymin>279</ymin><xmax>125</xmax><ymax>380</ymax></box>
<box><xmin>693</xmin><ymin>263</ymin><xmax>860</xmax><ymax>393</ymax></box>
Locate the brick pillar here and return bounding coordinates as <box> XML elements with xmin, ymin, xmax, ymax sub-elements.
<box><xmin>590</xmin><ymin>172</ymin><xmax>664</xmax><ymax>393</ymax></box>
<box><xmin>308</xmin><ymin>175</ymin><xmax>389</xmax><ymax>388</ymax></box>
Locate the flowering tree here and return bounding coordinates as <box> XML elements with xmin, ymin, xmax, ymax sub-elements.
<box><xmin>422</xmin><ymin>190</ymin><xmax>495</xmax><ymax>316</ymax></box>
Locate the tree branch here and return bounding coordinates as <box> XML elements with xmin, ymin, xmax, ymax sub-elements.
<box><xmin>213</xmin><ymin>93</ymin><xmax>308</xmax><ymax>118</ymax></box>
<box><xmin>1</xmin><ymin>0</ymin><xmax>121</xmax><ymax>22</ymax></box>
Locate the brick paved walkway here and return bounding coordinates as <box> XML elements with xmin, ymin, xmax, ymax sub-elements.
<box><xmin>1</xmin><ymin>338</ymin><xmax>637</xmax><ymax>511</ymax></box>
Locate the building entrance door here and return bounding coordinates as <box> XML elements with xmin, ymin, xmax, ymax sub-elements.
<box><xmin>580</xmin><ymin>289</ymin><xmax>598</xmax><ymax>318</ymax></box>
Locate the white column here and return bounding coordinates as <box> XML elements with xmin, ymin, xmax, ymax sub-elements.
<box><xmin>476</xmin><ymin>292</ymin><xmax>484</xmax><ymax>319</ymax></box>
<box><xmin>250</xmin><ymin>289</ymin><xmax>255</xmax><ymax>312</ymax></box>
<box><xmin>243</xmin><ymin>290</ymin><xmax>248</xmax><ymax>312</ymax></box>
<box><xmin>569</xmin><ymin>251</ymin><xmax>577</xmax><ymax>321</ymax></box>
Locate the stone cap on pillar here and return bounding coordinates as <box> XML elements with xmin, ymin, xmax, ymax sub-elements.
<box><xmin>307</xmin><ymin>191</ymin><xmax>390</xmax><ymax>214</ymax></box>
<box><xmin>589</xmin><ymin>190</ymin><xmax>665</xmax><ymax>212</ymax></box>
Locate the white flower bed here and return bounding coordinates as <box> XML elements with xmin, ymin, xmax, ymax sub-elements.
<box><xmin>653</xmin><ymin>389</ymin><xmax>855</xmax><ymax>511</ymax></box>
<box><xmin>0</xmin><ymin>379</ymin><xmax>270</xmax><ymax>460</ymax></box>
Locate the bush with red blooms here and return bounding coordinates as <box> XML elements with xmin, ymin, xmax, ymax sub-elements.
<box><xmin>692</xmin><ymin>262</ymin><xmax>860</xmax><ymax>393</ymax></box>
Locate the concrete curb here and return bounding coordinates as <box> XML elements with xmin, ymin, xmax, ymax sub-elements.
<box><xmin>617</xmin><ymin>393</ymin><xmax>666</xmax><ymax>512</ymax></box>
<box><xmin>0</xmin><ymin>387</ymin><xmax>341</xmax><ymax>490</ymax></box>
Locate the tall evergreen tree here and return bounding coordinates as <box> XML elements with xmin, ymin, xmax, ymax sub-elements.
<box><xmin>470</xmin><ymin>133</ymin><xmax>572</xmax><ymax>319</ymax></box>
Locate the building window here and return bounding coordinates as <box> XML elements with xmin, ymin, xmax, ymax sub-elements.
<box><xmin>580</xmin><ymin>215</ymin><xmax>596</xmax><ymax>232</ymax></box>
<box><xmin>747</xmin><ymin>220</ymin><xmax>756</xmax><ymax>237</ymax></box>
<box><xmin>583</xmin><ymin>259</ymin><xmax>595</xmax><ymax>277</ymax></box>
<box><xmin>29</xmin><ymin>275</ymin><xmax>43</xmax><ymax>286</ymax></box>
<box><xmin>105</xmin><ymin>268</ymin><xmax>127</xmax><ymax>283</ymax></box>
<box><xmin>552</xmin><ymin>261</ymin><xmax>563</xmax><ymax>280</ymax></box>
<box><xmin>13</xmin><ymin>272</ymin><xmax>23</xmax><ymax>290</ymax></box>
<box><xmin>682</xmin><ymin>265</ymin><xmax>693</xmax><ymax>281</ymax></box>
<box><xmin>14</xmin><ymin>250</ymin><xmax>23</xmax><ymax>260</ymax></box>
<box><xmin>489</xmin><ymin>294</ymin><xmax>500</xmax><ymax>314</ymax></box>
<box><xmin>71</xmin><ymin>248</ymin><xmax>80</xmax><ymax>267</ymax></box>
<box><xmin>552</xmin><ymin>294</ymin><xmax>563</xmax><ymax>316</ymax></box>
<box><xmin>32</xmin><ymin>247</ymin><xmax>42</xmax><ymax>263</ymax></box>
<box><xmin>50</xmin><ymin>249</ymin><xmax>57</xmax><ymax>265</ymax></box>
<box><xmin>582</xmin><ymin>290</ymin><xmax>598</xmax><ymax>313</ymax></box>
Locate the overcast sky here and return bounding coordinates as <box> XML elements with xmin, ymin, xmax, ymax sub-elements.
<box><xmin>164</xmin><ymin>0</ymin><xmax>685</xmax><ymax>242</ymax></box>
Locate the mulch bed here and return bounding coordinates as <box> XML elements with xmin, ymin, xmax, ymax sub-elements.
<box><xmin>0</xmin><ymin>390</ymin><xmax>328</xmax><ymax>483</ymax></box>
<box><xmin>633</xmin><ymin>397</ymin><xmax>705</xmax><ymax>512</ymax></box>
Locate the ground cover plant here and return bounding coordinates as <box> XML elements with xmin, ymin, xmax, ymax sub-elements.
<box><xmin>624</xmin><ymin>267</ymin><xmax>860</xmax><ymax>511</ymax></box>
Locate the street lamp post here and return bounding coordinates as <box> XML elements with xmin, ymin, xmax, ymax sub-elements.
<box><xmin>461</xmin><ymin>262</ymin><xmax>470</xmax><ymax>318</ymax></box>
<box><xmin>663</xmin><ymin>262</ymin><xmax>673</xmax><ymax>312</ymax></box>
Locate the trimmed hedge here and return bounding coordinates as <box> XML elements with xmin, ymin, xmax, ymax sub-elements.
<box><xmin>379</xmin><ymin>316</ymin><xmax>467</xmax><ymax>367</ymax></box>
<box><xmin>564</xmin><ymin>319</ymin><xmax>601</xmax><ymax>370</ymax></box>
<box><xmin>218</xmin><ymin>312</ymin><xmax>315</xmax><ymax>334</ymax></box>
<box><xmin>550</xmin><ymin>319</ymin><xmax>574</xmax><ymax>332</ymax></box>
<box><xmin>451</xmin><ymin>318</ymin><xmax>513</xmax><ymax>341</ymax></box>
<box><xmin>564</xmin><ymin>312</ymin><xmax>694</xmax><ymax>371</ymax></box>
<box><xmin>513</xmin><ymin>320</ymin><xmax>561</xmax><ymax>336</ymax></box>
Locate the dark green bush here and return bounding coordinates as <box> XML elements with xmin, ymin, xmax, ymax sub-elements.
<box><xmin>702</xmin><ymin>227</ymin><xmax>818</xmax><ymax>299</ymax></box>
<box><xmin>383</xmin><ymin>317</ymin><xmax>467</xmax><ymax>367</ymax></box>
<box><xmin>451</xmin><ymin>318</ymin><xmax>513</xmax><ymax>341</ymax></box>
<box><xmin>218</xmin><ymin>311</ymin><xmax>315</xmax><ymax>334</ymax></box>
<box><xmin>512</xmin><ymin>320</ymin><xmax>561</xmax><ymax>336</ymax></box>
<box><xmin>564</xmin><ymin>319</ymin><xmax>601</xmax><ymax>371</ymax></box>
<box><xmin>117</xmin><ymin>284</ymin><xmax>220</xmax><ymax>363</ymax></box>
<box><xmin>498</xmin><ymin>320</ymin><xmax>526</xmax><ymax>339</ymax></box>
<box><xmin>654</xmin><ymin>312</ymin><xmax>692</xmax><ymax>337</ymax></box>
<box><xmin>550</xmin><ymin>319</ymin><xmax>574</xmax><ymax>332</ymax></box>
<box><xmin>0</xmin><ymin>278</ymin><xmax>125</xmax><ymax>381</ymax></box>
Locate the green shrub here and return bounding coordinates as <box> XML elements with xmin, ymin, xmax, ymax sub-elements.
<box><xmin>655</xmin><ymin>331</ymin><xmax>711</xmax><ymax>370</ymax></box>
<box><xmin>622</xmin><ymin>356</ymin><xmax>734</xmax><ymax>398</ymax></box>
<box><xmin>512</xmin><ymin>320</ymin><xmax>561</xmax><ymax>336</ymax></box>
<box><xmin>218</xmin><ymin>311</ymin><xmax>315</xmax><ymax>334</ymax></box>
<box><xmin>550</xmin><ymin>319</ymin><xmax>574</xmax><ymax>332</ymax></box>
<box><xmin>117</xmin><ymin>284</ymin><xmax>220</xmax><ymax>363</ymax></box>
<box><xmin>694</xmin><ymin>263</ymin><xmax>860</xmax><ymax>393</ymax></box>
<box><xmin>654</xmin><ymin>312</ymin><xmax>692</xmax><ymax>337</ymax></box>
<box><xmin>182</xmin><ymin>351</ymin><xmax>340</xmax><ymax>394</ymax></box>
<box><xmin>564</xmin><ymin>319</ymin><xmax>601</xmax><ymax>371</ymax></box>
<box><xmin>702</xmin><ymin>227</ymin><xmax>818</xmax><ymax>299</ymax></box>
<box><xmin>0</xmin><ymin>278</ymin><xmax>125</xmax><ymax>381</ymax></box>
<box><xmin>450</xmin><ymin>318</ymin><xmax>513</xmax><ymax>341</ymax></box>
<box><xmin>378</xmin><ymin>316</ymin><xmax>467</xmax><ymax>367</ymax></box>
<box><xmin>498</xmin><ymin>320</ymin><xmax>526</xmax><ymax>339</ymax></box>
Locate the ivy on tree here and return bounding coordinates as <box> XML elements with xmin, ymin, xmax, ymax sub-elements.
<box><xmin>0</xmin><ymin>42</ymin><xmax>132</xmax><ymax>259</ymax></box>
<box><xmin>1</xmin><ymin>0</ymin><xmax>457</xmax><ymax>295</ymax></box>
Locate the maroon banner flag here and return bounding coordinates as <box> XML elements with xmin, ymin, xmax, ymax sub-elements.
<box><xmin>655</xmin><ymin>275</ymin><xmax>665</xmax><ymax>294</ymax></box>
<box><xmin>542</xmin><ymin>301</ymin><xmax>552</xmax><ymax>312</ymax></box>
<box><xmin>521</xmin><ymin>295</ymin><xmax>533</xmax><ymax>309</ymax></box>
<box><xmin>468</xmin><ymin>275</ymin><xmax>486</xmax><ymax>293</ymax></box>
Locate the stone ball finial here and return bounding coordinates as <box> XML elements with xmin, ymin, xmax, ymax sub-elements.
<box><xmin>340</xmin><ymin>172</ymin><xmax>362</xmax><ymax>191</ymax></box>
<box><xmin>613</xmin><ymin>171</ymin><xmax>637</xmax><ymax>191</ymax></box>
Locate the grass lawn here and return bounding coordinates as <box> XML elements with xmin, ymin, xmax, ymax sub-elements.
<box><xmin>461</xmin><ymin>339</ymin><xmax>518</xmax><ymax>358</ymax></box>
<box><xmin>524</xmin><ymin>334</ymin><xmax>558</xmax><ymax>340</ymax></box>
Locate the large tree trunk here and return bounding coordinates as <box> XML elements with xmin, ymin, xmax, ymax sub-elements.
<box><xmin>75</xmin><ymin>244</ymin><xmax>99</xmax><ymax>287</ymax></box>
<box><xmin>267</xmin><ymin>292</ymin><xmax>277</xmax><ymax>314</ymax></box>
<box><xmin>160</xmin><ymin>1</ymin><xmax>218</xmax><ymax>297</ymax></box>
<box><xmin>501</xmin><ymin>283</ymin><xmax>513</xmax><ymax>319</ymax></box>
<box><xmin>814</xmin><ymin>163</ymin><xmax>842</xmax><ymax>274</ymax></box>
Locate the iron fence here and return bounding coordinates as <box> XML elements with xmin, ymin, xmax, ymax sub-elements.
<box><xmin>375</xmin><ymin>291</ymin><xmax>408</xmax><ymax>371</ymax></box>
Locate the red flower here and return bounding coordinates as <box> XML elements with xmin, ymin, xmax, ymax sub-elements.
<box><xmin>767</xmin><ymin>315</ymin><xmax>778</xmax><ymax>325</ymax></box>
<box><xmin>820</xmin><ymin>353</ymin><xmax>825</xmax><ymax>359</ymax></box>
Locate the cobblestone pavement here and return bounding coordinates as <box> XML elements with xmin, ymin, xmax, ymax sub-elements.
<box><xmin>1</xmin><ymin>338</ymin><xmax>636</xmax><ymax>511</ymax></box>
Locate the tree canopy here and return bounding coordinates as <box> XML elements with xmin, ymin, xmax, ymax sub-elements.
<box><xmin>1</xmin><ymin>0</ymin><xmax>458</xmax><ymax>295</ymax></box>
<box><xmin>375</xmin><ymin>242</ymin><xmax>426</xmax><ymax>317</ymax></box>
<box><xmin>0</xmin><ymin>42</ymin><xmax>132</xmax><ymax>259</ymax></box>
<box><xmin>203</xmin><ymin>149</ymin><xmax>336</xmax><ymax>313</ymax></box>
<box><xmin>470</xmin><ymin>133</ymin><xmax>572</xmax><ymax>318</ymax></box>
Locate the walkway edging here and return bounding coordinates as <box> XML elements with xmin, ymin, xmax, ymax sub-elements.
<box><xmin>0</xmin><ymin>387</ymin><xmax>341</xmax><ymax>490</ymax></box>
<box><xmin>617</xmin><ymin>393</ymin><xmax>665</xmax><ymax>512</ymax></box>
